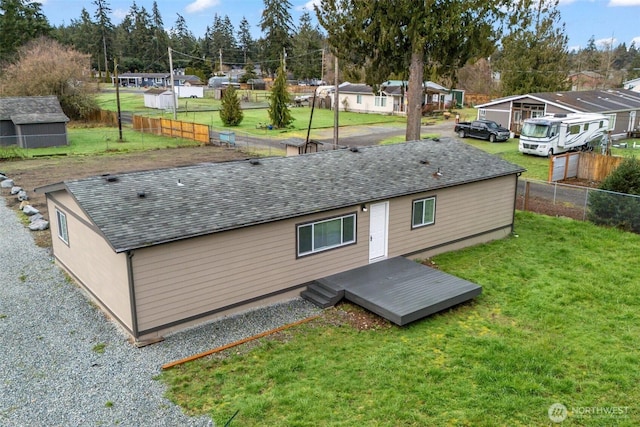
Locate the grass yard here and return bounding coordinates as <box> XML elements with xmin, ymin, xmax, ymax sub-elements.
<box><xmin>160</xmin><ymin>211</ymin><xmax>640</xmax><ymax>426</ymax></box>
<box><xmin>0</xmin><ymin>125</ymin><xmax>202</xmax><ymax>159</ymax></box>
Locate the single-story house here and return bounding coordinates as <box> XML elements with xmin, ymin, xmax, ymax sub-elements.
<box><xmin>36</xmin><ymin>139</ymin><xmax>524</xmax><ymax>343</ymax></box>
<box><xmin>0</xmin><ymin>96</ymin><xmax>69</xmax><ymax>148</ymax></box>
<box><xmin>475</xmin><ymin>89</ymin><xmax>640</xmax><ymax>137</ymax></box>
<box><xmin>143</xmin><ymin>89</ymin><xmax>176</xmax><ymax>110</ymax></box>
<box><xmin>113</xmin><ymin>73</ymin><xmax>203</xmax><ymax>88</ymax></box>
<box><xmin>330</xmin><ymin>81</ymin><xmax>451</xmax><ymax>115</ymax></box>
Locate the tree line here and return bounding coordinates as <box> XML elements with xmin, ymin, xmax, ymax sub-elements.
<box><xmin>3</xmin><ymin>0</ymin><xmax>640</xmax><ymax>136</ymax></box>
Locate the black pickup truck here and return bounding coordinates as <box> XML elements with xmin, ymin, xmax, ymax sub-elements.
<box><xmin>454</xmin><ymin>119</ymin><xmax>511</xmax><ymax>142</ymax></box>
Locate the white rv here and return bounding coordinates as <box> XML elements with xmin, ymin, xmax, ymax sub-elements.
<box><xmin>519</xmin><ymin>113</ymin><xmax>609</xmax><ymax>157</ymax></box>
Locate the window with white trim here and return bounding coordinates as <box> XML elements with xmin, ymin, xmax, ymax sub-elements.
<box><xmin>374</xmin><ymin>95</ymin><xmax>387</xmax><ymax>107</ymax></box>
<box><xmin>478</xmin><ymin>109</ymin><xmax>487</xmax><ymax>118</ymax></box>
<box><xmin>356</xmin><ymin>94</ymin><xmax>362</xmax><ymax>104</ymax></box>
<box><xmin>297</xmin><ymin>213</ymin><xmax>356</xmax><ymax>256</ymax></box>
<box><xmin>412</xmin><ymin>197</ymin><xmax>436</xmax><ymax>228</ymax></box>
<box><xmin>56</xmin><ymin>209</ymin><xmax>69</xmax><ymax>244</ymax></box>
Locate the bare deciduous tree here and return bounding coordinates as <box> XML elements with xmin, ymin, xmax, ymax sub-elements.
<box><xmin>0</xmin><ymin>37</ymin><xmax>99</xmax><ymax>119</ymax></box>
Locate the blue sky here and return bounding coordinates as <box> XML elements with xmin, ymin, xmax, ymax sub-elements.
<box><xmin>40</xmin><ymin>0</ymin><xmax>640</xmax><ymax>52</ymax></box>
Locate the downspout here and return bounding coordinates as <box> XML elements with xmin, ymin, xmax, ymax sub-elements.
<box><xmin>512</xmin><ymin>173</ymin><xmax>522</xmax><ymax>233</ymax></box>
<box><xmin>126</xmin><ymin>251</ymin><xmax>139</xmax><ymax>338</ymax></box>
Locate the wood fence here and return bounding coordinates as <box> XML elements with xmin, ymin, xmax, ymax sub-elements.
<box><xmin>577</xmin><ymin>152</ymin><xmax>624</xmax><ymax>182</ymax></box>
<box><xmin>85</xmin><ymin>109</ymin><xmax>118</xmax><ymax>125</ymax></box>
<box><xmin>548</xmin><ymin>152</ymin><xmax>624</xmax><ymax>182</ymax></box>
<box><xmin>132</xmin><ymin>115</ymin><xmax>210</xmax><ymax>144</ymax></box>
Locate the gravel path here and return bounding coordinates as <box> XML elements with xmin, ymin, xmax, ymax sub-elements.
<box><xmin>0</xmin><ymin>198</ymin><xmax>321</xmax><ymax>426</ymax></box>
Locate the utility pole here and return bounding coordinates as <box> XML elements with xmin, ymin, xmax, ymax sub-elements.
<box><xmin>219</xmin><ymin>48</ymin><xmax>223</xmax><ymax>74</ymax></box>
<box><xmin>168</xmin><ymin>47</ymin><xmax>177</xmax><ymax>120</ymax></box>
<box><xmin>283</xmin><ymin>47</ymin><xmax>287</xmax><ymax>72</ymax></box>
<box><xmin>333</xmin><ymin>53</ymin><xmax>339</xmax><ymax>149</ymax></box>
<box><xmin>321</xmin><ymin>48</ymin><xmax>325</xmax><ymax>83</ymax></box>
<box><xmin>113</xmin><ymin>59</ymin><xmax>123</xmax><ymax>142</ymax></box>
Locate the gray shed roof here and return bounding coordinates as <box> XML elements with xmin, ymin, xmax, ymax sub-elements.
<box><xmin>0</xmin><ymin>96</ymin><xmax>69</xmax><ymax>123</ymax></box>
<box><xmin>37</xmin><ymin>138</ymin><xmax>524</xmax><ymax>252</ymax></box>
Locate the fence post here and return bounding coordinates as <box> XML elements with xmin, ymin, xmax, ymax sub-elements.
<box><xmin>524</xmin><ymin>180</ymin><xmax>530</xmax><ymax>211</ymax></box>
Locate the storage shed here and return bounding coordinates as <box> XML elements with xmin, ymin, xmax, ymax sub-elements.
<box><xmin>36</xmin><ymin>139</ymin><xmax>524</xmax><ymax>344</ymax></box>
<box><xmin>143</xmin><ymin>89</ymin><xmax>176</xmax><ymax>110</ymax></box>
<box><xmin>0</xmin><ymin>96</ymin><xmax>69</xmax><ymax>148</ymax></box>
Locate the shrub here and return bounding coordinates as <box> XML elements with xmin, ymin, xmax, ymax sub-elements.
<box><xmin>588</xmin><ymin>157</ymin><xmax>640</xmax><ymax>232</ymax></box>
<box><xmin>219</xmin><ymin>85</ymin><xmax>244</xmax><ymax>126</ymax></box>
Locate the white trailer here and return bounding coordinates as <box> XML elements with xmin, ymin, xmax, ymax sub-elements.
<box><xmin>519</xmin><ymin>113</ymin><xmax>609</xmax><ymax>157</ymax></box>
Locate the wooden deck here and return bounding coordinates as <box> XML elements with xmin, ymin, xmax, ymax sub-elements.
<box><xmin>302</xmin><ymin>257</ymin><xmax>482</xmax><ymax>325</ymax></box>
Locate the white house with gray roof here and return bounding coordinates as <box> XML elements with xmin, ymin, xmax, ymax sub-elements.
<box><xmin>36</xmin><ymin>139</ymin><xmax>524</xmax><ymax>343</ymax></box>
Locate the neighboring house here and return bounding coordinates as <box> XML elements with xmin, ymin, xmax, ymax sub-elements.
<box><xmin>0</xmin><ymin>96</ymin><xmax>69</xmax><ymax>148</ymax></box>
<box><xmin>36</xmin><ymin>139</ymin><xmax>524</xmax><ymax>343</ymax></box>
<box><xmin>330</xmin><ymin>81</ymin><xmax>450</xmax><ymax>115</ymax></box>
<box><xmin>113</xmin><ymin>73</ymin><xmax>203</xmax><ymax>88</ymax></box>
<box><xmin>475</xmin><ymin>89</ymin><xmax>640</xmax><ymax>137</ymax></box>
<box><xmin>143</xmin><ymin>89</ymin><xmax>176</xmax><ymax>110</ymax></box>
<box><xmin>114</xmin><ymin>72</ymin><xmax>170</xmax><ymax>88</ymax></box>
<box><xmin>568</xmin><ymin>71</ymin><xmax>604</xmax><ymax>91</ymax></box>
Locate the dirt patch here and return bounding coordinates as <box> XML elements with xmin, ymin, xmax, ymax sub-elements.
<box><xmin>1</xmin><ymin>146</ymin><xmax>248</xmax><ymax>247</ymax></box>
<box><xmin>518</xmin><ymin>195</ymin><xmax>587</xmax><ymax>221</ymax></box>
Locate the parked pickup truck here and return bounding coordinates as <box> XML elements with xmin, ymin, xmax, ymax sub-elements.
<box><xmin>455</xmin><ymin>119</ymin><xmax>511</xmax><ymax>142</ymax></box>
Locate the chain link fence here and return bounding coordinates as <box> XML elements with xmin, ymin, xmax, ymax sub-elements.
<box><xmin>518</xmin><ymin>179</ymin><xmax>640</xmax><ymax>232</ymax></box>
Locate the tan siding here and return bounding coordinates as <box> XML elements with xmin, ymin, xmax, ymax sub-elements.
<box><xmin>133</xmin><ymin>207</ymin><xmax>370</xmax><ymax>331</ymax></box>
<box><xmin>132</xmin><ymin>176</ymin><xmax>517</xmax><ymax>333</ymax></box>
<box><xmin>388</xmin><ymin>176</ymin><xmax>516</xmax><ymax>257</ymax></box>
<box><xmin>51</xmin><ymin>191</ymin><xmax>92</xmax><ymax>223</ymax></box>
<box><xmin>48</xmin><ymin>192</ymin><xmax>133</xmax><ymax>330</ymax></box>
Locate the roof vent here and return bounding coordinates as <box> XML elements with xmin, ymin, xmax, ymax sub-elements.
<box><xmin>137</xmin><ymin>191</ymin><xmax>146</xmax><ymax>198</ymax></box>
<box><xmin>432</xmin><ymin>167</ymin><xmax>443</xmax><ymax>178</ymax></box>
<box><xmin>419</xmin><ymin>159</ymin><xmax>430</xmax><ymax>165</ymax></box>
<box><xmin>249</xmin><ymin>159</ymin><xmax>261</xmax><ymax>165</ymax></box>
<box><xmin>349</xmin><ymin>147</ymin><xmax>359</xmax><ymax>152</ymax></box>
<box><xmin>102</xmin><ymin>174</ymin><xmax>119</xmax><ymax>183</ymax></box>
<box><xmin>432</xmin><ymin>138</ymin><xmax>440</xmax><ymax>142</ymax></box>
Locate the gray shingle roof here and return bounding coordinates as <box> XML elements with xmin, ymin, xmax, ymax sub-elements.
<box><xmin>0</xmin><ymin>96</ymin><xmax>69</xmax><ymax>122</ymax></box>
<box><xmin>44</xmin><ymin>138</ymin><xmax>524</xmax><ymax>252</ymax></box>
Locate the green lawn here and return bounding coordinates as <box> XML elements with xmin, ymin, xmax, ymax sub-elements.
<box><xmin>0</xmin><ymin>126</ymin><xmax>201</xmax><ymax>159</ymax></box>
<box><xmin>160</xmin><ymin>211</ymin><xmax>640</xmax><ymax>426</ymax></box>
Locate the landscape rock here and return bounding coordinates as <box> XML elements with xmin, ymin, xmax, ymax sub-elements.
<box><xmin>10</xmin><ymin>186</ymin><xmax>22</xmax><ymax>195</ymax></box>
<box><xmin>22</xmin><ymin>205</ymin><xmax>40</xmax><ymax>216</ymax></box>
<box><xmin>1</xmin><ymin>179</ymin><xmax>14</xmax><ymax>188</ymax></box>
<box><xmin>0</xmin><ymin>173</ymin><xmax>6</xmax><ymax>181</ymax></box>
<box><xmin>17</xmin><ymin>190</ymin><xmax>29</xmax><ymax>201</ymax></box>
<box><xmin>19</xmin><ymin>200</ymin><xmax>30</xmax><ymax>209</ymax></box>
<box><xmin>29</xmin><ymin>213</ymin><xmax>44</xmax><ymax>223</ymax></box>
<box><xmin>28</xmin><ymin>219</ymin><xmax>49</xmax><ymax>231</ymax></box>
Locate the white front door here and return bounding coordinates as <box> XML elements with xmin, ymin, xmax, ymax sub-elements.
<box><xmin>368</xmin><ymin>201</ymin><xmax>389</xmax><ymax>262</ymax></box>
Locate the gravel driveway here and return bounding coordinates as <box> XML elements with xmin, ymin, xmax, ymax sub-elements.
<box><xmin>0</xmin><ymin>200</ymin><xmax>320</xmax><ymax>426</ymax></box>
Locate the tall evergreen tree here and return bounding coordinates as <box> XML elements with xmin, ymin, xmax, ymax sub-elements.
<box><xmin>496</xmin><ymin>0</ymin><xmax>569</xmax><ymax>95</ymax></box>
<box><xmin>93</xmin><ymin>0</ymin><xmax>113</xmax><ymax>80</ymax></box>
<box><xmin>220</xmin><ymin>85</ymin><xmax>244</xmax><ymax>126</ymax></box>
<box><xmin>0</xmin><ymin>0</ymin><xmax>51</xmax><ymax>59</ymax></box>
<box><xmin>170</xmin><ymin>13</ymin><xmax>197</xmax><ymax>68</ymax></box>
<box><xmin>238</xmin><ymin>17</ymin><xmax>255</xmax><ymax>64</ymax></box>
<box><xmin>291</xmin><ymin>11</ymin><xmax>324</xmax><ymax>81</ymax></box>
<box><xmin>317</xmin><ymin>0</ymin><xmax>501</xmax><ymax>141</ymax></box>
<box><xmin>149</xmin><ymin>1</ymin><xmax>169</xmax><ymax>71</ymax></box>
<box><xmin>260</xmin><ymin>0</ymin><xmax>295</xmax><ymax>75</ymax></box>
<box><xmin>268</xmin><ymin>60</ymin><xmax>293</xmax><ymax>128</ymax></box>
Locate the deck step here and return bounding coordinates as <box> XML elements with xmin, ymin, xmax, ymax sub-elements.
<box><xmin>301</xmin><ymin>281</ymin><xmax>344</xmax><ymax>308</ymax></box>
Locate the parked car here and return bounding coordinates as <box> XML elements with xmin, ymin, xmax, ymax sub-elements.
<box><xmin>455</xmin><ymin>119</ymin><xmax>510</xmax><ymax>142</ymax></box>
